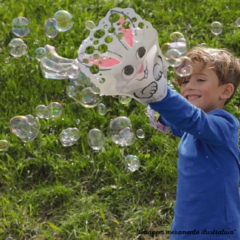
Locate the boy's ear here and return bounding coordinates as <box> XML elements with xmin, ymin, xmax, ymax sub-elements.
<box><xmin>221</xmin><ymin>83</ymin><xmax>234</xmax><ymax>99</ymax></box>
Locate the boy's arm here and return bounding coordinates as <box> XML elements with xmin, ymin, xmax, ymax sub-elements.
<box><xmin>149</xmin><ymin>87</ymin><xmax>238</xmax><ymax>146</ymax></box>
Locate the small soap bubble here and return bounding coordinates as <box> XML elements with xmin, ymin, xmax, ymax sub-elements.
<box><xmin>35</xmin><ymin>105</ymin><xmax>50</xmax><ymax>119</ymax></box>
<box><xmin>124</xmin><ymin>155</ymin><xmax>140</xmax><ymax>172</ymax></box>
<box><xmin>10</xmin><ymin>115</ymin><xmax>40</xmax><ymax>142</ymax></box>
<box><xmin>76</xmin><ymin>119</ymin><xmax>80</xmax><ymax>125</ymax></box>
<box><xmin>136</xmin><ymin>129</ymin><xmax>144</xmax><ymax>138</ymax></box>
<box><xmin>175</xmin><ymin>56</ymin><xmax>193</xmax><ymax>77</ymax></box>
<box><xmin>119</xmin><ymin>95</ymin><xmax>132</xmax><ymax>105</ymax></box>
<box><xmin>8</xmin><ymin>38</ymin><xmax>28</xmax><ymax>57</ymax></box>
<box><xmin>87</xmin><ymin>128</ymin><xmax>105</xmax><ymax>150</ymax></box>
<box><xmin>12</xmin><ymin>17</ymin><xmax>30</xmax><ymax>37</ymax></box>
<box><xmin>35</xmin><ymin>47</ymin><xmax>46</xmax><ymax>61</ymax></box>
<box><xmin>59</xmin><ymin>127</ymin><xmax>80</xmax><ymax>146</ymax></box>
<box><xmin>109</xmin><ymin>116</ymin><xmax>135</xmax><ymax>146</ymax></box>
<box><xmin>5</xmin><ymin>57</ymin><xmax>10</xmax><ymax>64</ymax></box>
<box><xmin>66</xmin><ymin>85</ymin><xmax>76</xmax><ymax>97</ymax></box>
<box><xmin>98</xmin><ymin>103</ymin><xmax>107</xmax><ymax>115</ymax></box>
<box><xmin>6</xmin><ymin>237</ymin><xmax>13</xmax><ymax>240</ymax></box>
<box><xmin>49</xmin><ymin>102</ymin><xmax>62</xmax><ymax>118</ymax></box>
<box><xmin>44</xmin><ymin>18</ymin><xmax>58</xmax><ymax>38</ymax></box>
<box><xmin>85</xmin><ymin>20</ymin><xmax>96</xmax><ymax>30</ymax></box>
<box><xmin>235</xmin><ymin>17</ymin><xmax>240</xmax><ymax>27</ymax></box>
<box><xmin>211</xmin><ymin>21</ymin><xmax>223</xmax><ymax>35</ymax></box>
<box><xmin>77</xmin><ymin>87</ymin><xmax>102</xmax><ymax>108</ymax></box>
<box><xmin>0</xmin><ymin>140</ymin><xmax>9</xmax><ymax>151</ymax></box>
<box><xmin>54</xmin><ymin>10</ymin><xmax>74</xmax><ymax>32</ymax></box>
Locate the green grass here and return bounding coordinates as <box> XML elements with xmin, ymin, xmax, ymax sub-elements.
<box><xmin>1</xmin><ymin>0</ymin><xmax>240</xmax><ymax>239</ymax></box>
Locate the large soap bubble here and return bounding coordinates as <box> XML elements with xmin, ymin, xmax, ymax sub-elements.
<box><xmin>87</xmin><ymin>128</ymin><xmax>105</xmax><ymax>150</ymax></box>
<box><xmin>59</xmin><ymin>127</ymin><xmax>80</xmax><ymax>146</ymax></box>
<box><xmin>10</xmin><ymin>115</ymin><xmax>40</xmax><ymax>142</ymax></box>
<box><xmin>8</xmin><ymin>38</ymin><xmax>28</xmax><ymax>57</ymax></box>
<box><xmin>108</xmin><ymin>116</ymin><xmax>135</xmax><ymax>146</ymax></box>
<box><xmin>124</xmin><ymin>155</ymin><xmax>140</xmax><ymax>172</ymax></box>
<box><xmin>54</xmin><ymin>10</ymin><xmax>74</xmax><ymax>32</ymax></box>
<box><xmin>12</xmin><ymin>17</ymin><xmax>30</xmax><ymax>37</ymax></box>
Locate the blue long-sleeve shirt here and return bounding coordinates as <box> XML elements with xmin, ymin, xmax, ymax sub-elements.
<box><xmin>149</xmin><ymin>87</ymin><xmax>240</xmax><ymax>240</ymax></box>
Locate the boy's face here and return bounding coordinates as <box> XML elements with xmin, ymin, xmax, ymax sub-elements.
<box><xmin>180</xmin><ymin>62</ymin><xmax>226</xmax><ymax>113</ymax></box>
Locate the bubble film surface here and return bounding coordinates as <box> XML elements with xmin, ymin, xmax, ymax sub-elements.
<box><xmin>54</xmin><ymin>10</ymin><xmax>74</xmax><ymax>32</ymax></box>
<box><xmin>8</xmin><ymin>38</ymin><xmax>28</xmax><ymax>57</ymax></box>
<box><xmin>0</xmin><ymin>140</ymin><xmax>9</xmax><ymax>151</ymax></box>
<box><xmin>211</xmin><ymin>21</ymin><xmax>223</xmax><ymax>35</ymax></box>
<box><xmin>87</xmin><ymin>128</ymin><xmax>105</xmax><ymax>150</ymax></box>
<box><xmin>12</xmin><ymin>17</ymin><xmax>30</xmax><ymax>37</ymax></box>
<box><xmin>109</xmin><ymin>116</ymin><xmax>135</xmax><ymax>146</ymax></box>
<box><xmin>59</xmin><ymin>127</ymin><xmax>80</xmax><ymax>146</ymax></box>
<box><xmin>10</xmin><ymin>115</ymin><xmax>40</xmax><ymax>142</ymax></box>
<box><xmin>44</xmin><ymin>18</ymin><xmax>59</xmax><ymax>38</ymax></box>
<box><xmin>124</xmin><ymin>155</ymin><xmax>140</xmax><ymax>172</ymax></box>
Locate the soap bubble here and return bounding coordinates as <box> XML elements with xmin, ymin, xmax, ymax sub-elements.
<box><xmin>54</xmin><ymin>10</ymin><xmax>74</xmax><ymax>32</ymax></box>
<box><xmin>136</xmin><ymin>129</ymin><xmax>144</xmax><ymax>138</ymax></box>
<box><xmin>235</xmin><ymin>17</ymin><xmax>240</xmax><ymax>27</ymax></box>
<box><xmin>170</xmin><ymin>31</ymin><xmax>184</xmax><ymax>42</ymax></box>
<box><xmin>35</xmin><ymin>105</ymin><xmax>51</xmax><ymax>119</ymax></box>
<box><xmin>66</xmin><ymin>85</ymin><xmax>76</xmax><ymax>97</ymax></box>
<box><xmin>124</xmin><ymin>155</ymin><xmax>140</xmax><ymax>172</ymax></box>
<box><xmin>35</xmin><ymin>102</ymin><xmax>62</xmax><ymax>119</ymax></box>
<box><xmin>109</xmin><ymin>116</ymin><xmax>135</xmax><ymax>146</ymax></box>
<box><xmin>49</xmin><ymin>102</ymin><xmax>62</xmax><ymax>118</ymax></box>
<box><xmin>12</xmin><ymin>17</ymin><xmax>30</xmax><ymax>37</ymax></box>
<box><xmin>165</xmin><ymin>49</ymin><xmax>182</xmax><ymax>67</ymax></box>
<box><xmin>0</xmin><ymin>140</ymin><xmax>9</xmax><ymax>151</ymax></box>
<box><xmin>85</xmin><ymin>20</ymin><xmax>96</xmax><ymax>30</ymax></box>
<box><xmin>87</xmin><ymin>128</ymin><xmax>105</xmax><ymax>150</ymax></box>
<box><xmin>98</xmin><ymin>103</ymin><xmax>107</xmax><ymax>115</ymax></box>
<box><xmin>35</xmin><ymin>47</ymin><xmax>46</xmax><ymax>61</ymax></box>
<box><xmin>8</xmin><ymin>38</ymin><xmax>28</xmax><ymax>57</ymax></box>
<box><xmin>5</xmin><ymin>57</ymin><xmax>10</xmax><ymax>64</ymax></box>
<box><xmin>175</xmin><ymin>56</ymin><xmax>193</xmax><ymax>77</ymax></box>
<box><xmin>211</xmin><ymin>21</ymin><xmax>223</xmax><ymax>35</ymax></box>
<box><xmin>119</xmin><ymin>95</ymin><xmax>132</xmax><ymax>104</ymax></box>
<box><xmin>170</xmin><ymin>39</ymin><xmax>187</xmax><ymax>56</ymax></box>
<box><xmin>10</xmin><ymin>115</ymin><xmax>40</xmax><ymax>142</ymax></box>
<box><xmin>76</xmin><ymin>119</ymin><xmax>80</xmax><ymax>125</ymax></box>
<box><xmin>59</xmin><ymin>127</ymin><xmax>80</xmax><ymax>146</ymax></box>
<box><xmin>44</xmin><ymin>18</ymin><xmax>58</xmax><ymax>38</ymax></box>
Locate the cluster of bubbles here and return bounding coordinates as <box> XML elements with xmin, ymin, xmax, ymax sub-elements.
<box><xmin>59</xmin><ymin>127</ymin><xmax>81</xmax><ymax>147</ymax></box>
<box><xmin>66</xmin><ymin>71</ymin><xmax>102</xmax><ymax>108</ymax></box>
<box><xmin>8</xmin><ymin>38</ymin><xmax>28</xmax><ymax>58</ymax></box>
<box><xmin>161</xmin><ymin>32</ymin><xmax>193</xmax><ymax>77</ymax></box>
<box><xmin>10</xmin><ymin>115</ymin><xmax>40</xmax><ymax>142</ymax></box>
<box><xmin>124</xmin><ymin>155</ymin><xmax>140</xmax><ymax>172</ymax></box>
<box><xmin>108</xmin><ymin>116</ymin><xmax>135</xmax><ymax>147</ymax></box>
<box><xmin>44</xmin><ymin>10</ymin><xmax>74</xmax><ymax>38</ymax></box>
<box><xmin>35</xmin><ymin>102</ymin><xmax>62</xmax><ymax>119</ymax></box>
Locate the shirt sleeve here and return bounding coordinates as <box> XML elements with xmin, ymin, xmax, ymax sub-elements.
<box><xmin>149</xmin><ymin>87</ymin><xmax>238</xmax><ymax>147</ymax></box>
<box><xmin>159</xmin><ymin>116</ymin><xmax>184</xmax><ymax>138</ymax></box>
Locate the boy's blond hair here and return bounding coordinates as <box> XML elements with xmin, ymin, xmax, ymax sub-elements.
<box><xmin>176</xmin><ymin>47</ymin><xmax>240</xmax><ymax>105</ymax></box>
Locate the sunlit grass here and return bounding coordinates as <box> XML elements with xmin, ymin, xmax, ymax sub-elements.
<box><xmin>1</xmin><ymin>0</ymin><xmax>240</xmax><ymax>239</ymax></box>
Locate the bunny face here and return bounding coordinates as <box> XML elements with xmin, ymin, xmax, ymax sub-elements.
<box><xmin>77</xmin><ymin>8</ymin><xmax>169</xmax><ymax>102</ymax></box>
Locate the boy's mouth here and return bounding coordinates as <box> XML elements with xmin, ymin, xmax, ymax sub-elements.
<box><xmin>186</xmin><ymin>95</ymin><xmax>201</xmax><ymax>100</ymax></box>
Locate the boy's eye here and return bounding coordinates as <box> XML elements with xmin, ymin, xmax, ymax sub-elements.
<box><xmin>182</xmin><ymin>80</ymin><xmax>189</xmax><ymax>84</ymax></box>
<box><xmin>197</xmin><ymin>79</ymin><xmax>205</xmax><ymax>82</ymax></box>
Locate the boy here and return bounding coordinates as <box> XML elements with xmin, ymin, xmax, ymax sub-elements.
<box><xmin>148</xmin><ymin>47</ymin><xmax>240</xmax><ymax>239</ymax></box>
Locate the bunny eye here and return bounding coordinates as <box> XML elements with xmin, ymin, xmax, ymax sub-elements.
<box><xmin>122</xmin><ymin>65</ymin><xmax>135</xmax><ymax>79</ymax></box>
<box><xmin>136</xmin><ymin>47</ymin><xmax>146</xmax><ymax>59</ymax></box>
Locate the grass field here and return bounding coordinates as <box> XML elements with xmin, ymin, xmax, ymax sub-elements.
<box><xmin>1</xmin><ymin>0</ymin><xmax>240</xmax><ymax>239</ymax></box>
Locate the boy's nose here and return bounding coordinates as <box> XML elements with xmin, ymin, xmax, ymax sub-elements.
<box><xmin>185</xmin><ymin>79</ymin><xmax>196</xmax><ymax>89</ymax></box>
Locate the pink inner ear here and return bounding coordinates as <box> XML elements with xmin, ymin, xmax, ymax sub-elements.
<box><xmin>119</xmin><ymin>17</ymin><xmax>133</xmax><ymax>47</ymax></box>
<box><xmin>88</xmin><ymin>56</ymin><xmax>121</xmax><ymax>67</ymax></box>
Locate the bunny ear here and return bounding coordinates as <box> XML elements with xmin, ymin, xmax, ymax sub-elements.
<box><xmin>86</xmin><ymin>56</ymin><xmax>121</xmax><ymax>68</ymax></box>
<box><xmin>119</xmin><ymin>17</ymin><xmax>133</xmax><ymax>47</ymax></box>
